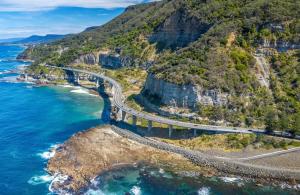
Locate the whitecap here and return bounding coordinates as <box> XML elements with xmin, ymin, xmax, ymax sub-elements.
<box><xmin>17</xmin><ymin>65</ymin><xmax>28</xmax><ymax>71</ymax></box>
<box><xmin>159</xmin><ymin>168</ymin><xmax>165</xmax><ymax>174</ymax></box>
<box><xmin>130</xmin><ymin>186</ymin><xmax>141</xmax><ymax>195</ymax></box>
<box><xmin>84</xmin><ymin>178</ymin><xmax>106</xmax><ymax>195</ymax></box>
<box><xmin>38</xmin><ymin>144</ymin><xmax>58</xmax><ymax>160</ymax></box>
<box><xmin>198</xmin><ymin>187</ymin><xmax>210</xmax><ymax>195</ymax></box>
<box><xmin>71</xmin><ymin>88</ymin><xmax>90</xmax><ymax>95</ymax></box>
<box><xmin>220</xmin><ymin>176</ymin><xmax>241</xmax><ymax>183</ymax></box>
<box><xmin>71</xmin><ymin>88</ymin><xmax>98</xmax><ymax>96</ymax></box>
<box><xmin>0</xmin><ymin>76</ymin><xmax>19</xmax><ymax>83</ymax></box>
<box><xmin>84</xmin><ymin>189</ymin><xmax>106</xmax><ymax>195</ymax></box>
<box><xmin>28</xmin><ymin>174</ymin><xmax>54</xmax><ymax>185</ymax></box>
<box><xmin>59</xmin><ymin>84</ymin><xmax>74</xmax><ymax>88</ymax></box>
<box><xmin>48</xmin><ymin>173</ymin><xmax>69</xmax><ymax>193</ymax></box>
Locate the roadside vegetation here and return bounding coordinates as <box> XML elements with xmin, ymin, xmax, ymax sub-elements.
<box><xmin>161</xmin><ymin>134</ymin><xmax>300</xmax><ymax>152</ymax></box>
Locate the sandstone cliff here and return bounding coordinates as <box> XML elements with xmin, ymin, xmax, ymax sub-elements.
<box><xmin>73</xmin><ymin>53</ymin><xmax>98</xmax><ymax>65</ymax></box>
<box><xmin>142</xmin><ymin>74</ymin><xmax>228</xmax><ymax>109</ymax></box>
<box><xmin>149</xmin><ymin>8</ymin><xmax>210</xmax><ymax>50</ymax></box>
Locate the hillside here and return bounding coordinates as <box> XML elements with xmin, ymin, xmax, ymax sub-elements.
<box><xmin>13</xmin><ymin>34</ymin><xmax>65</xmax><ymax>45</ymax></box>
<box><xmin>19</xmin><ymin>0</ymin><xmax>300</xmax><ymax>133</ymax></box>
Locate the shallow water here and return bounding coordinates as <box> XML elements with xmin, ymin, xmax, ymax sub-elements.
<box><xmin>0</xmin><ymin>45</ymin><xmax>298</xmax><ymax>195</ymax></box>
<box><xmin>85</xmin><ymin>165</ymin><xmax>299</xmax><ymax>195</ymax></box>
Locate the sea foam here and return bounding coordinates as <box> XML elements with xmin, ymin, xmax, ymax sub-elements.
<box><xmin>38</xmin><ymin>144</ymin><xmax>58</xmax><ymax>160</ymax></box>
<box><xmin>130</xmin><ymin>186</ymin><xmax>142</xmax><ymax>195</ymax></box>
<box><xmin>198</xmin><ymin>187</ymin><xmax>210</xmax><ymax>195</ymax></box>
<box><xmin>28</xmin><ymin>174</ymin><xmax>54</xmax><ymax>185</ymax></box>
<box><xmin>59</xmin><ymin>84</ymin><xmax>74</xmax><ymax>88</ymax></box>
<box><xmin>48</xmin><ymin>173</ymin><xmax>70</xmax><ymax>194</ymax></box>
<box><xmin>220</xmin><ymin>176</ymin><xmax>240</xmax><ymax>183</ymax></box>
<box><xmin>70</xmin><ymin>88</ymin><xmax>98</xmax><ymax>96</ymax></box>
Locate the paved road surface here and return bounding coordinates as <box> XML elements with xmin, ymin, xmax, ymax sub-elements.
<box><xmin>53</xmin><ymin>66</ymin><xmax>266</xmax><ymax>134</ymax></box>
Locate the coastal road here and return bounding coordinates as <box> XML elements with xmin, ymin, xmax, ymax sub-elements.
<box><xmin>48</xmin><ymin>66</ymin><xmax>265</xmax><ymax>134</ymax></box>
<box><xmin>216</xmin><ymin>147</ymin><xmax>300</xmax><ymax>162</ymax></box>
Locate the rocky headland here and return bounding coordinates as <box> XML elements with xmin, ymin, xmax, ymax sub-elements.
<box><xmin>47</xmin><ymin>125</ymin><xmax>213</xmax><ymax>193</ymax></box>
<box><xmin>47</xmin><ymin>125</ymin><xmax>300</xmax><ymax>194</ymax></box>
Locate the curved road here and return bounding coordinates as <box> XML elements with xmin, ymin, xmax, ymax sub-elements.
<box><xmin>49</xmin><ymin>66</ymin><xmax>265</xmax><ymax>134</ymax></box>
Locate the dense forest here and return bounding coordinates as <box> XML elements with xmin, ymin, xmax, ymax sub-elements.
<box><xmin>20</xmin><ymin>0</ymin><xmax>300</xmax><ymax>134</ymax></box>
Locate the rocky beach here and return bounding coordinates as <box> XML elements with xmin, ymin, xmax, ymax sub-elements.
<box><xmin>47</xmin><ymin>125</ymin><xmax>300</xmax><ymax>194</ymax></box>
<box><xmin>47</xmin><ymin>125</ymin><xmax>213</xmax><ymax>193</ymax></box>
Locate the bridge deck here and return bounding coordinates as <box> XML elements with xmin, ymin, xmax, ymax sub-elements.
<box><xmin>53</xmin><ymin>66</ymin><xmax>265</xmax><ymax>134</ymax></box>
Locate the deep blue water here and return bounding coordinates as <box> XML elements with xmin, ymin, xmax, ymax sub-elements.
<box><xmin>0</xmin><ymin>45</ymin><xmax>103</xmax><ymax>194</ymax></box>
<box><xmin>0</xmin><ymin>45</ymin><xmax>298</xmax><ymax>195</ymax></box>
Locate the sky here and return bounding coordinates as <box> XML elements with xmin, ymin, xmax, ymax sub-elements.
<box><xmin>0</xmin><ymin>0</ymin><xmax>156</xmax><ymax>39</ymax></box>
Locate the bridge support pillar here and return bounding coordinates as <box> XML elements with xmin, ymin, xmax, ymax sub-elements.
<box><xmin>121</xmin><ymin>110</ymin><xmax>126</xmax><ymax>121</ymax></box>
<box><xmin>96</xmin><ymin>79</ymin><xmax>100</xmax><ymax>88</ymax></box>
<box><xmin>132</xmin><ymin>115</ymin><xmax>137</xmax><ymax>127</ymax></box>
<box><xmin>74</xmin><ymin>73</ymin><xmax>80</xmax><ymax>85</ymax></box>
<box><xmin>168</xmin><ymin>125</ymin><xmax>173</xmax><ymax>138</ymax></box>
<box><xmin>193</xmin><ymin>129</ymin><xmax>197</xmax><ymax>137</ymax></box>
<box><xmin>147</xmin><ymin>120</ymin><xmax>152</xmax><ymax>132</ymax></box>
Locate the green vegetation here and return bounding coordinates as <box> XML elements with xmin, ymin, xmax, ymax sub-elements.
<box><xmin>21</xmin><ymin>0</ymin><xmax>299</xmax><ymax>132</ymax></box>
<box><xmin>162</xmin><ymin>134</ymin><xmax>300</xmax><ymax>151</ymax></box>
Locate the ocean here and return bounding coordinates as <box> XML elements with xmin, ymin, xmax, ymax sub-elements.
<box><xmin>0</xmin><ymin>45</ymin><xmax>298</xmax><ymax>195</ymax></box>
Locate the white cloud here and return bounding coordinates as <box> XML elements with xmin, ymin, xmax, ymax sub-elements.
<box><xmin>0</xmin><ymin>0</ymin><xmax>149</xmax><ymax>12</ymax></box>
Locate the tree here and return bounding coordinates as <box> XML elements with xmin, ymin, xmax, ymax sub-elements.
<box><xmin>278</xmin><ymin>112</ymin><xmax>289</xmax><ymax>132</ymax></box>
<box><xmin>291</xmin><ymin>113</ymin><xmax>300</xmax><ymax>136</ymax></box>
<box><xmin>265</xmin><ymin>108</ymin><xmax>278</xmax><ymax>134</ymax></box>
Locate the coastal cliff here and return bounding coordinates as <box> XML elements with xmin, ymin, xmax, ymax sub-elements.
<box><xmin>73</xmin><ymin>53</ymin><xmax>98</xmax><ymax>65</ymax></box>
<box><xmin>142</xmin><ymin>74</ymin><xmax>228</xmax><ymax>109</ymax></box>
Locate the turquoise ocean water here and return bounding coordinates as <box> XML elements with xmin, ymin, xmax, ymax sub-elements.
<box><xmin>0</xmin><ymin>45</ymin><xmax>298</xmax><ymax>195</ymax></box>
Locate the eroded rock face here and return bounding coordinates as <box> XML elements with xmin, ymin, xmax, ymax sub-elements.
<box><xmin>260</xmin><ymin>39</ymin><xmax>300</xmax><ymax>51</ymax></box>
<box><xmin>142</xmin><ymin>74</ymin><xmax>228</xmax><ymax>109</ymax></box>
<box><xmin>99</xmin><ymin>53</ymin><xmax>134</xmax><ymax>68</ymax></box>
<box><xmin>149</xmin><ymin>8</ymin><xmax>210</xmax><ymax>50</ymax></box>
<box><xmin>74</xmin><ymin>53</ymin><xmax>98</xmax><ymax>65</ymax></box>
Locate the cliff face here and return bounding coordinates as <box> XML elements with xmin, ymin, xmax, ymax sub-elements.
<box><xmin>142</xmin><ymin>74</ymin><xmax>228</xmax><ymax>109</ymax></box>
<box><xmin>99</xmin><ymin>53</ymin><xmax>134</xmax><ymax>68</ymax></box>
<box><xmin>259</xmin><ymin>38</ymin><xmax>300</xmax><ymax>52</ymax></box>
<box><xmin>149</xmin><ymin>8</ymin><xmax>210</xmax><ymax>50</ymax></box>
<box><xmin>74</xmin><ymin>53</ymin><xmax>98</xmax><ymax>65</ymax></box>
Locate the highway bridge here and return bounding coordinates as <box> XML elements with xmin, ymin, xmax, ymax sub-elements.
<box><xmin>46</xmin><ymin>66</ymin><xmax>266</xmax><ymax>136</ymax></box>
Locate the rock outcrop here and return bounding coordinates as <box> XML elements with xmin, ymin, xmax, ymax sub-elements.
<box><xmin>47</xmin><ymin>126</ymin><xmax>204</xmax><ymax>193</ymax></box>
<box><xmin>74</xmin><ymin>53</ymin><xmax>98</xmax><ymax>65</ymax></box>
<box><xmin>259</xmin><ymin>39</ymin><xmax>300</xmax><ymax>52</ymax></box>
<box><xmin>149</xmin><ymin>8</ymin><xmax>210</xmax><ymax>50</ymax></box>
<box><xmin>99</xmin><ymin>53</ymin><xmax>134</xmax><ymax>68</ymax></box>
<box><xmin>142</xmin><ymin>74</ymin><xmax>228</xmax><ymax>109</ymax></box>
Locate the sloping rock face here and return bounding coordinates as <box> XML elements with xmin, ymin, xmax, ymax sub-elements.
<box><xmin>142</xmin><ymin>74</ymin><xmax>228</xmax><ymax>109</ymax></box>
<box><xmin>99</xmin><ymin>53</ymin><xmax>134</xmax><ymax>69</ymax></box>
<box><xmin>74</xmin><ymin>53</ymin><xmax>98</xmax><ymax>65</ymax></box>
<box><xmin>260</xmin><ymin>39</ymin><xmax>300</xmax><ymax>51</ymax></box>
<box><xmin>149</xmin><ymin>8</ymin><xmax>210</xmax><ymax>50</ymax></box>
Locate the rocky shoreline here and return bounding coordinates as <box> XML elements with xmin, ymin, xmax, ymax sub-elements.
<box><xmin>47</xmin><ymin>125</ymin><xmax>214</xmax><ymax>194</ymax></box>
<box><xmin>110</xmin><ymin>125</ymin><xmax>300</xmax><ymax>184</ymax></box>
<box><xmin>47</xmin><ymin>125</ymin><xmax>300</xmax><ymax>194</ymax></box>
